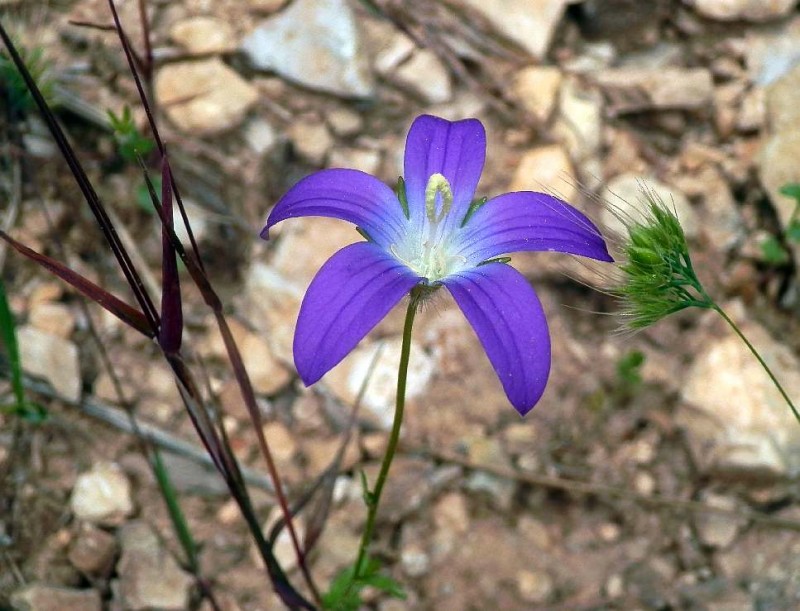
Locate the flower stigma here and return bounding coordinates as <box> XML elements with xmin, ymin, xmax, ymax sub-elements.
<box><xmin>390</xmin><ymin>173</ymin><xmax>468</xmax><ymax>283</ymax></box>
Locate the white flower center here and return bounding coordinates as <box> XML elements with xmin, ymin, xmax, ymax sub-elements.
<box><xmin>390</xmin><ymin>173</ymin><xmax>467</xmax><ymax>282</ymax></box>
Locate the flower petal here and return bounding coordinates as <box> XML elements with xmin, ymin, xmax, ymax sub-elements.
<box><xmin>443</xmin><ymin>263</ymin><xmax>550</xmax><ymax>416</ymax></box>
<box><xmin>458</xmin><ymin>191</ymin><xmax>613</xmax><ymax>263</ymax></box>
<box><xmin>403</xmin><ymin>115</ymin><xmax>486</xmax><ymax>230</ymax></box>
<box><xmin>294</xmin><ymin>242</ymin><xmax>422</xmax><ymax>385</ymax></box>
<box><xmin>262</xmin><ymin>169</ymin><xmax>407</xmax><ymax>248</ymax></box>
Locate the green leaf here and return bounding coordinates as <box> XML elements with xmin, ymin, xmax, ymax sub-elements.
<box><xmin>787</xmin><ymin>220</ymin><xmax>800</xmax><ymax>244</ymax></box>
<box><xmin>355</xmin><ymin>226</ymin><xmax>374</xmax><ymax>242</ymax></box>
<box><xmin>477</xmin><ymin>256</ymin><xmax>511</xmax><ymax>267</ymax></box>
<box><xmin>136</xmin><ymin>177</ymin><xmax>161</xmax><ymax>213</ymax></box>
<box><xmin>0</xmin><ymin>280</ymin><xmax>48</xmax><ymax>422</ymax></box>
<box><xmin>395</xmin><ymin>176</ymin><xmax>410</xmax><ymax>219</ymax></box>
<box><xmin>322</xmin><ymin>565</ymin><xmax>361</xmax><ymax>610</ymax></box>
<box><xmin>322</xmin><ymin>555</ymin><xmax>406</xmax><ymax>609</ymax></box>
<box><xmin>760</xmin><ymin>235</ymin><xmax>790</xmax><ymax>265</ymax></box>
<box><xmin>616</xmin><ymin>350</ymin><xmax>645</xmax><ymax>387</ymax></box>
<box><xmin>359</xmin><ymin>470</ymin><xmax>375</xmax><ymax>506</ymax></box>
<box><xmin>0</xmin><ymin>46</ymin><xmax>55</xmax><ymax>113</ymax></box>
<box><xmin>0</xmin><ymin>280</ymin><xmax>25</xmax><ymax>408</ymax></box>
<box><xmin>778</xmin><ymin>183</ymin><xmax>800</xmax><ymax>202</ymax></box>
<box><xmin>108</xmin><ymin>106</ymin><xmax>156</xmax><ymax>163</ymax></box>
<box><xmin>361</xmin><ymin>572</ymin><xmax>406</xmax><ymax>599</ymax></box>
<box><xmin>152</xmin><ymin>450</ymin><xmax>199</xmax><ymax>571</ymax></box>
<box><xmin>460</xmin><ymin>196</ymin><xmax>488</xmax><ymax>227</ymax></box>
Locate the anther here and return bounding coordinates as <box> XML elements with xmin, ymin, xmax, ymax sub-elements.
<box><xmin>425</xmin><ymin>173</ymin><xmax>453</xmax><ymax>224</ymax></box>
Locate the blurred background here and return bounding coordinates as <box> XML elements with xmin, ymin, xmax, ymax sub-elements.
<box><xmin>2</xmin><ymin>0</ymin><xmax>800</xmax><ymax>608</ymax></box>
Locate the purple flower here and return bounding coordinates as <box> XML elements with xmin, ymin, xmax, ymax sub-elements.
<box><xmin>261</xmin><ymin>115</ymin><xmax>612</xmax><ymax>415</ymax></box>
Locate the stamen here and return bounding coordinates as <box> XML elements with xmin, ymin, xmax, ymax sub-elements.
<box><xmin>425</xmin><ymin>173</ymin><xmax>453</xmax><ymax>224</ymax></box>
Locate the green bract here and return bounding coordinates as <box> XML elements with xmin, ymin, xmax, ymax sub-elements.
<box><xmin>613</xmin><ymin>191</ymin><xmax>714</xmax><ymax>329</ymax></box>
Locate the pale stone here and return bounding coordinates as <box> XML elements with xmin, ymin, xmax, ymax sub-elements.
<box><xmin>634</xmin><ymin>471</ymin><xmax>656</xmax><ymax>496</ymax></box>
<box><xmin>116</xmin><ymin>521</ymin><xmax>194</xmax><ymax>610</ymax></box>
<box><xmin>325</xmin><ymin>337</ymin><xmax>435</xmax><ymax>430</ymax></box>
<box><xmin>737</xmin><ymin>86</ymin><xmax>765</xmax><ymax>131</ymax></box>
<box><xmin>508</xmin><ymin>145</ymin><xmax>578</xmax><ymax>202</ymax></box>
<box><xmin>400</xmin><ymin>543</ymin><xmax>430</xmax><ymax>577</ymax></box>
<box><xmin>28</xmin><ymin>302</ymin><xmax>75</xmax><ymax>338</ymax></box>
<box><xmin>170</xmin><ymin>197</ymin><xmax>209</xmax><ymax>245</ymax></box>
<box><xmin>745</xmin><ymin>17</ymin><xmax>800</xmax><ymax>86</ymax></box>
<box><xmin>249</xmin><ymin>0</ymin><xmax>287</xmax><ymax>12</ymax></box>
<box><xmin>516</xmin><ymin>570</ymin><xmax>554</xmax><ymax>604</ymax></box>
<box><xmin>262</xmin><ymin>421</ymin><xmax>297</xmax><ymax>464</ymax></box>
<box><xmin>686</xmin><ymin>0</ymin><xmax>797</xmax><ymax>22</ymax></box>
<box><xmin>17</xmin><ymin>326</ymin><xmax>80</xmax><ymax>402</ymax></box>
<box><xmin>553</xmin><ymin>77</ymin><xmax>603</xmax><ymax>161</ymax></box>
<box><xmin>170</xmin><ymin>16</ymin><xmax>236</xmax><ymax>54</ymax></box>
<box><xmin>11</xmin><ymin>585</ymin><xmax>101</xmax><ymax>611</ymax></box>
<box><xmin>765</xmin><ymin>59</ymin><xmax>800</xmax><ymax>132</ymax></box>
<box><xmin>70</xmin><ymin>462</ymin><xmax>133</xmax><ymax>525</ymax></box>
<box><xmin>394</xmin><ymin>48</ymin><xmax>453</xmax><ymax>104</ymax></box>
<box><xmin>672</xmin><ymin>167</ymin><xmax>743</xmax><ymax>249</ymax></box>
<box><xmin>759</xmin><ymin>64</ymin><xmax>800</xmax><ymax>230</ymax></box>
<box><xmin>562</xmin><ymin>40</ymin><xmax>617</xmax><ymax>73</ymax></box>
<box><xmin>155</xmin><ymin>58</ymin><xmax>258</xmax><ymax>134</ymax></box>
<box><xmin>244</xmin><ymin>118</ymin><xmax>278</xmax><ymax>155</ymax></box>
<box><xmin>241</xmin><ymin>330</ymin><xmax>292</xmax><ymax>395</ymax></box>
<box><xmin>374</xmin><ymin>31</ymin><xmax>416</xmax><ymax>76</ymax></box>
<box><xmin>326</xmin><ymin>107</ymin><xmax>363</xmax><ymax>137</ymax></box>
<box><xmin>760</xmin><ymin>132</ymin><xmax>800</xmax><ymax>232</ymax></box>
<box><xmin>28</xmin><ymin>282</ymin><xmax>63</xmax><ymax>308</ymax></box>
<box><xmin>593</xmin><ymin>67</ymin><xmax>713</xmax><ymax>113</ymax></box>
<box><xmin>242</xmin><ymin>264</ymin><xmax>304</xmax><ymax>364</ymax></box>
<box><xmin>694</xmin><ymin>493</ymin><xmax>743</xmax><ymax>548</ymax></box>
<box><xmin>460</xmin><ymin>0</ymin><xmax>569</xmax><ymax>59</ymax></box>
<box><xmin>680</xmin><ymin>307</ymin><xmax>800</xmax><ymax>478</ymax></box>
<box><xmin>68</xmin><ymin>522</ymin><xmax>117</xmax><ymax>575</ymax></box>
<box><xmin>201</xmin><ymin>317</ymin><xmax>291</xmax><ymax>394</ymax></box>
<box><xmin>510</xmin><ymin>65</ymin><xmax>562</xmax><ymax>123</ymax></box>
<box><xmin>433</xmin><ymin>492</ymin><xmax>470</xmax><ymax>533</ymax></box>
<box><xmin>328</xmin><ymin>147</ymin><xmax>382</xmax><ymax>175</ymax></box>
<box><xmin>242</xmin><ymin>0</ymin><xmax>374</xmax><ymax>98</ymax></box>
<box><xmin>287</xmin><ymin>120</ymin><xmax>333</xmax><ymax>165</ymax></box>
<box><xmin>270</xmin><ymin>217</ymin><xmax>358</xmax><ymax>289</ymax></box>
<box><xmin>600</xmin><ymin>173</ymin><xmax>699</xmax><ymax>240</ymax></box>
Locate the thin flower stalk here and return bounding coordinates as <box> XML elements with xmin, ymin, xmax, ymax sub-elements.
<box><xmin>349</xmin><ymin>287</ymin><xmax>421</xmax><ymax>594</ymax></box>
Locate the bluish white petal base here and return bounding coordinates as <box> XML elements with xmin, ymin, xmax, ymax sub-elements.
<box><xmin>443</xmin><ymin>263</ymin><xmax>551</xmax><ymax>415</ymax></box>
<box><xmin>294</xmin><ymin>242</ymin><xmax>422</xmax><ymax>385</ymax></box>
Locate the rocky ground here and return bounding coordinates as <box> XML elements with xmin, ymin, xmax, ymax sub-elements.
<box><xmin>3</xmin><ymin>0</ymin><xmax>800</xmax><ymax>609</ymax></box>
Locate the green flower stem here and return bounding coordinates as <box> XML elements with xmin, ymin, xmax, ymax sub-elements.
<box><xmin>351</xmin><ymin>288</ymin><xmax>421</xmax><ymax>585</ymax></box>
<box><xmin>713</xmin><ymin>304</ymin><xmax>800</xmax><ymax>426</ymax></box>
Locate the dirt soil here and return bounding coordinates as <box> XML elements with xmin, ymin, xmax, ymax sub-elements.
<box><xmin>2</xmin><ymin>1</ymin><xmax>800</xmax><ymax>610</ymax></box>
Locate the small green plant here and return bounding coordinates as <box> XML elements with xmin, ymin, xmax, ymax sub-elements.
<box><xmin>759</xmin><ymin>183</ymin><xmax>800</xmax><ymax>265</ymax></box>
<box><xmin>108</xmin><ymin>106</ymin><xmax>155</xmax><ymax>163</ymax></box>
<box><xmin>322</xmin><ymin>555</ymin><xmax>405</xmax><ymax>610</ymax></box>
<box><xmin>0</xmin><ymin>280</ymin><xmax>47</xmax><ymax>423</ymax></box>
<box><xmin>616</xmin><ymin>350</ymin><xmax>645</xmax><ymax>388</ymax></box>
<box><xmin>0</xmin><ymin>45</ymin><xmax>54</xmax><ymax>113</ymax></box>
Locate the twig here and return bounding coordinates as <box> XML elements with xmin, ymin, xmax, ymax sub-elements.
<box><xmin>420</xmin><ymin>447</ymin><xmax>800</xmax><ymax>532</ymax></box>
<box><xmin>10</xmin><ymin>374</ymin><xmax>275</xmax><ymax>493</ymax></box>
